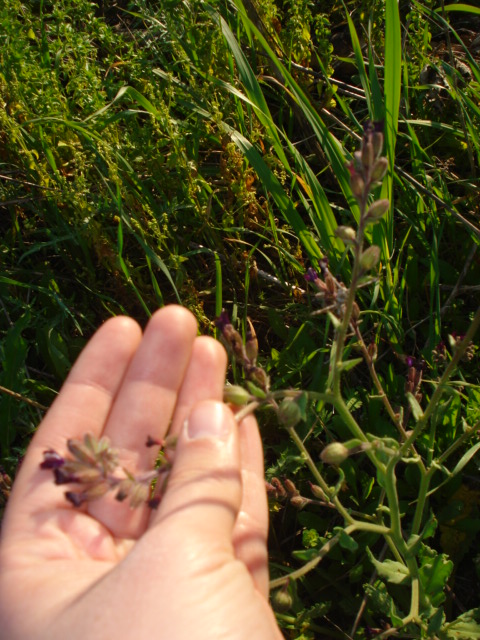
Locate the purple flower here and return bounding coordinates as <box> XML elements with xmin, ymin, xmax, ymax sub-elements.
<box><xmin>319</xmin><ymin>258</ymin><xmax>329</xmax><ymax>277</ymax></box>
<box><xmin>40</xmin><ymin>450</ymin><xmax>65</xmax><ymax>470</ymax></box>
<box><xmin>305</xmin><ymin>268</ymin><xmax>319</xmax><ymax>282</ymax></box>
<box><xmin>65</xmin><ymin>491</ymin><xmax>86</xmax><ymax>507</ymax></box>
<box><xmin>53</xmin><ymin>467</ymin><xmax>80</xmax><ymax>485</ymax></box>
<box><xmin>215</xmin><ymin>310</ymin><xmax>231</xmax><ymax>332</ymax></box>
<box><xmin>145</xmin><ymin>435</ymin><xmax>162</xmax><ymax>448</ymax></box>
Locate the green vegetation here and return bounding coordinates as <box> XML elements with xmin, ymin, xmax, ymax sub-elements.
<box><xmin>2</xmin><ymin>0</ymin><xmax>480</xmax><ymax>636</ymax></box>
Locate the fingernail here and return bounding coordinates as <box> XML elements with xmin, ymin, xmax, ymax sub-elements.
<box><xmin>186</xmin><ymin>401</ymin><xmax>232</xmax><ymax>440</ymax></box>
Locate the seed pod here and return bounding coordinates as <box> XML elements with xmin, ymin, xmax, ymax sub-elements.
<box><xmin>271</xmin><ymin>588</ymin><xmax>293</xmax><ymax>612</ymax></box>
<box><xmin>320</xmin><ymin>442</ymin><xmax>349</xmax><ymax>465</ymax></box>
<box><xmin>277</xmin><ymin>397</ymin><xmax>302</xmax><ymax>428</ymax></box>
<box><xmin>359</xmin><ymin>245</ymin><xmax>381</xmax><ymax>271</ymax></box>
<box><xmin>223</xmin><ymin>385</ymin><xmax>251</xmax><ymax>406</ymax></box>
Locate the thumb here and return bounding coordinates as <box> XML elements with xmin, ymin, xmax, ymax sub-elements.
<box><xmin>153</xmin><ymin>400</ymin><xmax>242</xmax><ymax>546</ymax></box>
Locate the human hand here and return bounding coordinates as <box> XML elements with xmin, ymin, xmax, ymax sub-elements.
<box><xmin>0</xmin><ymin>306</ymin><xmax>283</xmax><ymax>640</ymax></box>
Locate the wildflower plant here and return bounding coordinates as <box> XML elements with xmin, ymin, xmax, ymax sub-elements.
<box><xmin>215</xmin><ymin>126</ymin><xmax>480</xmax><ymax>638</ymax></box>
<box><xmin>38</xmin><ymin>125</ymin><xmax>480</xmax><ymax>636</ymax></box>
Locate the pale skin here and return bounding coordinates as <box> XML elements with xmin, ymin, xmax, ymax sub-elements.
<box><xmin>0</xmin><ymin>306</ymin><xmax>283</xmax><ymax>640</ymax></box>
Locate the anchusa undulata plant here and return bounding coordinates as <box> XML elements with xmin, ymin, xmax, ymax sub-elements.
<box><xmin>40</xmin><ymin>432</ymin><xmax>174</xmax><ymax>509</ymax></box>
<box><xmin>217</xmin><ymin>124</ymin><xmax>480</xmax><ymax>638</ymax></box>
<box><xmin>38</xmin><ymin>124</ymin><xmax>480</xmax><ymax>638</ymax></box>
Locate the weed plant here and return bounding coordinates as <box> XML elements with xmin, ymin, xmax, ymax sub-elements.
<box><xmin>2</xmin><ymin>0</ymin><xmax>480</xmax><ymax>636</ymax></box>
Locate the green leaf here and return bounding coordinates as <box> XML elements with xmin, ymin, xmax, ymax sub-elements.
<box><xmin>334</xmin><ymin>527</ymin><xmax>359</xmax><ymax>552</ymax></box>
<box><xmin>364</xmin><ymin>581</ymin><xmax>403</xmax><ymax>622</ymax></box>
<box><xmin>439</xmin><ymin>4</ymin><xmax>480</xmax><ymax>15</ymax></box>
<box><xmin>366</xmin><ymin>548</ymin><xmax>410</xmax><ymax>584</ymax></box>
<box><xmin>337</xmin><ymin>358</ymin><xmax>363</xmax><ymax>373</ymax></box>
<box><xmin>418</xmin><ymin>546</ymin><xmax>453</xmax><ymax>608</ymax></box>
<box><xmin>427</xmin><ymin>607</ymin><xmax>445</xmax><ymax>635</ymax></box>
<box><xmin>407</xmin><ymin>392</ymin><xmax>424</xmax><ymax>421</ymax></box>
<box><xmin>440</xmin><ymin>607</ymin><xmax>480</xmax><ymax>638</ymax></box>
<box><xmin>245</xmin><ymin>381</ymin><xmax>266</xmax><ymax>399</ymax></box>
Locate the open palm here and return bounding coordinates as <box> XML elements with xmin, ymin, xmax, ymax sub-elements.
<box><xmin>0</xmin><ymin>306</ymin><xmax>282</xmax><ymax>640</ymax></box>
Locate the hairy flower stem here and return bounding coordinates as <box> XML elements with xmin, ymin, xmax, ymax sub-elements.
<box><xmin>285</xmin><ymin>424</ymin><xmax>353</xmax><ymax>524</ymax></box>
<box><xmin>353</xmin><ymin>326</ymin><xmax>409</xmax><ymax>441</ymax></box>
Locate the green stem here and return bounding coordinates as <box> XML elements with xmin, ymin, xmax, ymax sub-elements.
<box><xmin>411</xmin><ymin>465</ymin><xmax>430</xmax><ymax>537</ymax></box>
<box><xmin>269</xmin><ymin>521</ymin><xmax>390</xmax><ymax>589</ymax></box>
<box><xmin>383</xmin><ymin>457</ymin><xmax>408</xmax><ymax>556</ymax></box>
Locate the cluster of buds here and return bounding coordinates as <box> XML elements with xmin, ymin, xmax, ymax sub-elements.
<box><xmin>215</xmin><ymin>310</ymin><xmax>270</xmax><ymax>392</ymax></box>
<box><xmin>405</xmin><ymin>356</ymin><xmax>425</xmax><ymax>402</ymax></box>
<box><xmin>338</xmin><ymin>121</ymin><xmax>391</xmax><ymax>279</ymax></box>
<box><xmin>305</xmin><ymin>258</ymin><xmax>360</xmax><ymax>321</ymax></box>
<box><xmin>348</xmin><ymin>121</ymin><xmax>389</xmax><ymax>209</ymax></box>
<box><xmin>450</xmin><ymin>331</ymin><xmax>476</xmax><ymax>362</ymax></box>
<box><xmin>40</xmin><ymin>432</ymin><xmax>173</xmax><ymax>509</ymax></box>
<box><xmin>266</xmin><ymin>477</ymin><xmax>309</xmax><ymax>510</ymax></box>
<box><xmin>432</xmin><ymin>341</ymin><xmax>447</xmax><ymax>365</ymax></box>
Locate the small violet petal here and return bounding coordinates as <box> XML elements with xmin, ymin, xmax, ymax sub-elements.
<box><xmin>40</xmin><ymin>450</ymin><xmax>65</xmax><ymax>470</ymax></box>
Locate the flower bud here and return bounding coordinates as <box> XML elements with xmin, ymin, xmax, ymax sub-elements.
<box><xmin>290</xmin><ymin>495</ymin><xmax>310</xmax><ymax>510</ymax></box>
<box><xmin>334</xmin><ymin>225</ymin><xmax>357</xmax><ymax>244</ymax></box>
<box><xmin>128</xmin><ymin>482</ymin><xmax>150</xmax><ymax>508</ymax></box>
<box><xmin>65</xmin><ymin>491</ymin><xmax>86</xmax><ymax>507</ymax></box>
<box><xmin>372</xmin><ymin>131</ymin><xmax>384</xmax><ymax>158</ymax></box>
<box><xmin>359</xmin><ymin>245</ymin><xmax>381</xmax><ymax>271</ymax></box>
<box><xmin>350</xmin><ymin>172</ymin><xmax>365</xmax><ymax>198</ymax></box>
<box><xmin>67</xmin><ymin>438</ymin><xmax>96</xmax><ymax>465</ymax></box>
<box><xmin>268</xmin><ymin>477</ymin><xmax>287</xmax><ymax>499</ymax></box>
<box><xmin>371</xmin><ymin>157</ymin><xmax>388</xmax><ymax>182</ymax></box>
<box><xmin>277</xmin><ymin>397</ymin><xmax>302</xmax><ymax>428</ymax></box>
<box><xmin>223</xmin><ymin>384</ymin><xmax>251</xmax><ymax>406</ymax></box>
<box><xmin>245</xmin><ymin>317</ymin><xmax>258</xmax><ymax>365</ymax></box>
<box><xmin>83</xmin><ymin>481</ymin><xmax>110</xmax><ymax>501</ymax></box>
<box><xmin>320</xmin><ymin>442</ymin><xmax>349</xmax><ymax>465</ymax></box>
<box><xmin>248</xmin><ymin>366</ymin><xmax>269</xmax><ymax>392</ymax></box>
<box><xmin>309</xmin><ymin>482</ymin><xmax>328</xmax><ymax>500</ymax></box>
<box><xmin>365</xmin><ymin>199</ymin><xmax>389</xmax><ymax>223</ymax></box>
<box><xmin>361</xmin><ymin>139</ymin><xmax>374</xmax><ymax>170</ymax></box>
<box><xmin>71</xmin><ymin>465</ymin><xmax>104</xmax><ymax>484</ymax></box>
<box><xmin>283</xmin><ymin>478</ymin><xmax>298</xmax><ymax>496</ymax></box>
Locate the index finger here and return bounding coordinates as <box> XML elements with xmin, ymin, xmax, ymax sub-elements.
<box><xmin>3</xmin><ymin>315</ymin><xmax>142</xmax><ymax>525</ymax></box>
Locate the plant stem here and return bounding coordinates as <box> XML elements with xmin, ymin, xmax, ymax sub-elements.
<box><xmin>399</xmin><ymin>307</ymin><xmax>480</xmax><ymax>458</ymax></box>
<box><xmin>269</xmin><ymin>521</ymin><xmax>390</xmax><ymax>589</ymax></box>
<box><xmin>285</xmin><ymin>424</ymin><xmax>354</xmax><ymax>524</ymax></box>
